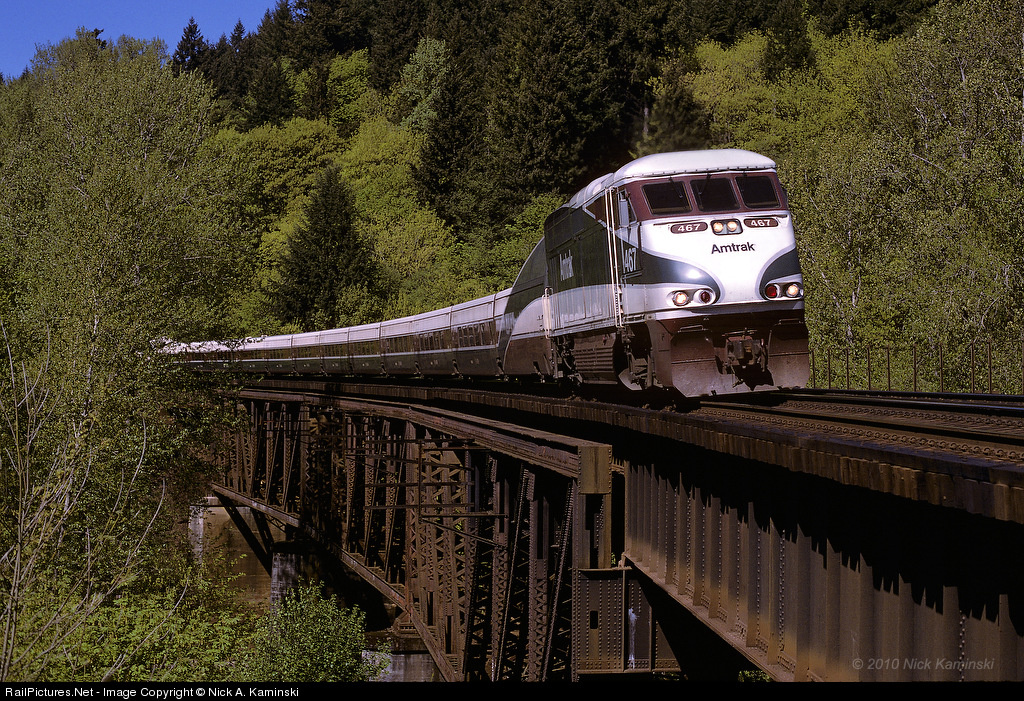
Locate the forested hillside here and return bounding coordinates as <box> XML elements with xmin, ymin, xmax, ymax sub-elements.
<box><xmin>0</xmin><ymin>0</ymin><xmax>1021</xmax><ymax>680</ymax></box>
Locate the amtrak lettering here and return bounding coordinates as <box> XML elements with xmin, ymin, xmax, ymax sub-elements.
<box><xmin>711</xmin><ymin>242</ymin><xmax>755</xmax><ymax>254</ymax></box>
<box><xmin>559</xmin><ymin>250</ymin><xmax>574</xmax><ymax>280</ymax></box>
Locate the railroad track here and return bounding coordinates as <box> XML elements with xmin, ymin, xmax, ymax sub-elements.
<box><xmin>241</xmin><ymin>376</ymin><xmax>1024</xmax><ymax>462</ymax></box>
<box><xmin>698</xmin><ymin>388</ymin><xmax>1024</xmax><ymax>449</ymax></box>
<box><xmin>689</xmin><ymin>388</ymin><xmax>1024</xmax><ymax>470</ymax></box>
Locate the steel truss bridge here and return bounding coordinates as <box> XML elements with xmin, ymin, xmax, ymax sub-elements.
<box><xmin>205</xmin><ymin>378</ymin><xmax>1024</xmax><ymax>681</ymax></box>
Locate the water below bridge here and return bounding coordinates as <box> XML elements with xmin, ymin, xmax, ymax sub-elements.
<box><xmin>188</xmin><ymin>496</ymin><xmax>440</xmax><ymax>682</ymax></box>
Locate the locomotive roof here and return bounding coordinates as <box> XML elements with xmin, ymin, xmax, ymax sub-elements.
<box><xmin>569</xmin><ymin>149</ymin><xmax>777</xmax><ymax>208</ymax></box>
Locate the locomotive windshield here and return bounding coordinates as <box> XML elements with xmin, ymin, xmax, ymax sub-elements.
<box><xmin>736</xmin><ymin>175</ymin><xmax>782</xmax><ymax>209</ymax></box>
<box><xmin>636</xmin><ymin>172</ymin><xmax>783</xmax><ymax>219</ymax></box>
<box><xmin>691</xmin><ymin>177</ymin><xmax>738</xmax><ymax>212</ymax></box>
<box><xmin>642</xmin><ymin>181</ymin><xmax>691</xmax><ymax>215</ymax></box>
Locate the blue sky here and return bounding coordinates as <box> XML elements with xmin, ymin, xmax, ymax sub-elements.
<box><xmin>1</xmin><ymin>1</ymin><xmax>275</xmax><ymax>80</ymax></box>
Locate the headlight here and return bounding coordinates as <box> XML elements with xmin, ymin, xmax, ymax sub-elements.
<box><xmin>670</xmin><ymin>289</ymin><xmax>715</xmax><ymax>307</ymax></box>
<box><xmin>712</xmin><ymin>219</ymin><xmax>742</xmax><ymax>234</ymax></box>
<box><xmin>764</xmin><ymin>282</ymin><xmax>802</xmax><ymax>300</ymax></box>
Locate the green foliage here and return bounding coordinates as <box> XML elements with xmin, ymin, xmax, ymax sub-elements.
<box><xmin>291</xmin><ymin>0</ymin><xmax>372</xmax><ymax>61</ymax></box>
<box><xmin>391</xmin><ymin>37</ymin><xmax>448</xmax><ymax>134</ymax></box>
<box><xmin>807</xmin><ymin>0</ymin><xmax>937</xmax><ymax>37</ymax></box>
<box><xmin>412</xmin><ymin>0</ymin><xmax>506</xmax><ymax>232</ymax></box>
<box><xmin>658</xmin><ymin>0</ymin><xmax>770</xmax><ymax>47</ymax></box>
<box><xmin>326</xmin><ymin>50</ymin><xmax>374</xmax><ymax>138</ymax></box>
<box><xmin>367</xmin><ymin>0</ymin><xmax>428</xmax><ymax>91</ymax></box>
<box><xmin>6</xmin><ymin>31</ymin><xmax>254</xmax><ymax>345</ymax></box>
<box><xmin>662</xmin><ymin>0</ymin><xmax>1024</xmax><ymax>391</ymax></box>
<box><xmin>638</xmin><ymin>52</ymin><xmax>712</xmax><ymax>155</ymax></box>
<box><xmin>486</xmin><ymin>0</ymin><xmax>634</xmax><ymax>199</ymax></box>
<box><xmin>340</xmin><ymin>114</ymin><xmax>462</xmax><ymax>315</ymax></box>
<box><xmin>669</xmin><ymin>26</ymin><xmax>906</xmax><ymax>353</ymax></box>
<box><xmin>463</xmin><ymin>192</ymin><xmax>563</xmax><ymax>292</ymax></box>
<box><xmin>273</xmin><ymin>166</ymin><xmax>380</xmax><ymax>330</ymax></box>
<box><xmin>860</xmin><ymin>0</ymin><xmax>1024</xmax><ymax>383</ymax></box>
<box><xmin>0</xmin><ymin>31</ymin><xmax>253</xmax><ymax>681</ymax></box>
<box><xmin>239</xmin><ymin>583</ymin><xmax>389</xmax><ymax>682</ymax></box>
<box><xmin>36</xmin><ymin>560</ymin><xmax>253</xmax><ymax>683</ymax></box>
<box><xmin>209</xmin><ymin>117</ymin><xmax>346</xmax><ymax>334</ymax></box>
<box><xmin>762</xmin><ymin>0</ymin><xmax>814</xmax><ymax>79</ymax></box>
<box><xmin>254</xmin><ymin>1</ymin><xmax>296</xmax><ymax>67</ymax></box>
<box><xmin>244</xmin><ymin>58</ymin><xmax>296</xmax><ymax>128</ymax></box>
<box><xmin>413</xmin><ymin>49</ymin><xmax>494</xmax><ymax>232</ymax></box>
<box><xmin>678</xmin><ymin>33</ymin><xmax>777</xmax><ymax>150</ymax></box>
<box><xmin>5</xmin><ymin>0</ymin><xmax>1024</xmax><ymax>674</ymax></box>
<box><xmin>222</xmin><ymin>117</ymin><xmax>345</xmax><ymax>224</ymax></box>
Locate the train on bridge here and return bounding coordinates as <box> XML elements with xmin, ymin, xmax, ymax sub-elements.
<box><xmin>172</xmin><ymin>149</ymin><xmax>810</xmax><ymax>397</ymax></box>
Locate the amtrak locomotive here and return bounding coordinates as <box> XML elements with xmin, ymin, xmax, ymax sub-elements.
<box><xmin>173</xmin><ymin>149</ymin><xmax>810</xmax><ymax>397</ymax></box>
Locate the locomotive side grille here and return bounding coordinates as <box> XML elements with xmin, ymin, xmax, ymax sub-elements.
<box><xmin>573</xmin><ymin>333</ymin><xmax>618</xmax><ymax>384</ymax></box>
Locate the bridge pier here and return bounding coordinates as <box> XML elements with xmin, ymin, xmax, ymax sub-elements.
<box><xmin>269</xmin><ymin>539</ymin><xmax>314</xmax><ymax>604</ymax></box>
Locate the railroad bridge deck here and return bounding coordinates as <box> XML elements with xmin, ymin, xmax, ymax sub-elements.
<box><xmin>206</xmin><ymin>379</ymin><xmax>1024</xmax><ymax>681</ymax></box>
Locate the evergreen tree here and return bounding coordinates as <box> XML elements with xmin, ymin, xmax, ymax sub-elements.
<box><xmin>197</xmin><ymin>22</ymin><xmax>254</xmax><ymax>124</ymax></box>
<box><xmin>231</xmin><ymin>19</ymin><xmax>247</xmax><ymax>50</ymax></box>
<box><xmin>227</xmin><ymin>21</ymin><xmax>255</xmax><ymax>105</ymax></box>
<box><xmin>367</xmin><ymin>0</ymin><xmax>429</xmax><ymax>91</ymax></box>
<box><xmin>762</xmin><ymin>0</ymin><xmax>814</xmax><ymax>79</ymax></box>
<box><xmin>273</xmin><ymin>166</ymin><xmax>375</xmax><ymax>330</ymax></box>
<box><xmin>293</xmin><ymin>0</ymin><xmax>372</xmax><ymax>64</ymax></box>
<box><xmin>254</xmin><ymin>0</ymin><xmax>297</xmax><ymax>66</ymax></box>
<box><xmin>660</xmin><ymin>0</ymin><xmax>770</xmax><ymax>47</ymax></box>
<box><xmin>486</xmin><ymin>0</ymin><xmax>633</xmax><ymax>199</ymax></box>
<box><xmin>415</xmin><ymin>0</ymin><xmax>512</xmax><ymax>233</ymax></box>
<box><xmin>172</xmin><ymin>18</ymin><xmax>208</xmax><ymax>74</ymax></box>
<box><xmin>807</xmin><ymin>0</ymin><xmax>937</xmax><ymax>37</ymax></box>
<box><xmin>415</xmin><ymin>53</ymin><xmax>493</xmax><ymax>233</ymax></box>
<box><xmin>205</xmin><ymin>34</ymin><xmax>234</xmax><ymax>99</ymax></box>
<box><xmin>245</xmin><ymin>58</ymin><xmax>295</xmax><ymax>127</ymax></box>
<box><xmin>639</xmin><ymin>52</ymin><xmax>712</xmax><ymax>154</ymax></box>
<box><xmin>295</xmin><ymin>56</ymin><xmax>333</xmax><ymax>121</ymax></box>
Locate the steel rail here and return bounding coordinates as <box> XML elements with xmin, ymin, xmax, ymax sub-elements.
<box><xmin>206</xmin><ymin>375</ymin><xmax>1024</xmax><ymax>680</ymax></box>
<box><xmin>776</xmin><ymin>387</ymin><xmax>1024</xmax><ymax>413</ymax></box>
<box><xmin>230</xmin><ymin>377</ymin><xmax>1024</xmax><ymax>517</ymax></box>
<box><xmin>699</xmin><ymin>393</ymin><xmax>1024</xmax><ymax>449</ymax></box>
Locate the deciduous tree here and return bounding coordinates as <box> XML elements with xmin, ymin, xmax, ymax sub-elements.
<box><xmin>239</xmin><ymin>582</ymin><xmax>389</xmax><ymax>682</ymax></box>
